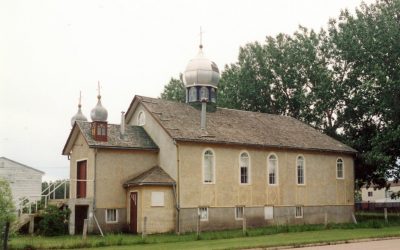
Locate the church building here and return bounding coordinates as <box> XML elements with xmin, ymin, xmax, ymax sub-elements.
<box><xmin>62</xmin><ymin>43</ymin><xmax>356</xmax><ymax>235</ymax></box>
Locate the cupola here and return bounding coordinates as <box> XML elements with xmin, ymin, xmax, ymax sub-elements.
<box><xmin>70</xmin><ymin>92</ymin><xmax>88</xmax><ymax>127</ymax></box>
<box><xmin>90</xmin><ymin>82</ymin><xmax>108</xmax><ymax>141</ymax></box>
<box><xmin>183</xmin><ymin>35</ymin><xmax>220</xmax><ymax>106</ymax></box>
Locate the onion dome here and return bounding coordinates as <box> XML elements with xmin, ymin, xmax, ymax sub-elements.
<box><xmin>183</xmin><ymin>46</ymin><xmax>220</xmax><ymax>87</ymax></box>
<box><xmin>184</xmin><ymin>44</ymin><xmax>220</xmax><ymax>104</ymax></box>
<box><xmin>90</xmin><ymin>94</ymin><xmax>108</xmax><ymax>122</ymax></box>
<box><xmin>71</xmin><ymin>103</ymin><xmax>88</xmax><ymax>126</ymax></box>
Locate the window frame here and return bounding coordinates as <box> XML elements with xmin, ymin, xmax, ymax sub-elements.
<box><xmin>198</xmin><ymin>207</ymin><xmax>209</xmax><ymax>221</ymax></box>
<box><xmin>105</xmin><ymin>209</ymin><xmax>118</xmax><ymax>224</ymax></box>
<box><xmin>296</xmin><ymin>155</ymin><xmax>306</xmax><ymax>185</ymax></box>
<box><xmin>235</xmin><ymin>206</ymin><xmax>244</xmax><ymax>220</ymax></box>
<box><xmin>239</xmin><ymin>151</ymin><xmax>251</xmax><ymax>185</ymax></box>
<box><xmin>137</xmin><ymin>111</ymin><xmax>145</xmax><ymax>126</ymax></box>
<box><xmin>295</xmin><ymin>206</ymin><xmax>303</xmax><ymax>218</ymax></box>
<box><xmin>202</xmin><ymin>148</ymin><xmax>216</xmax><ymax>184</ymax></box>
<box><xmin>268</xmin><ymin>153</ymin><xmax>278</xmax><ymax>185</ymax></box>
<box><xmin>368</xmin><ymin>191</ymin><xmax>373</xmax><ymax>197</ymax></box>
<box><xmin>336</xmin><ymin>158</ymin><xmax>344</xmax><ymax>179</ymax></box>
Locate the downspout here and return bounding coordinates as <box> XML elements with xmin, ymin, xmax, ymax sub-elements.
<box><xmin>93</xmin><ymin>148</ymin><xmax>104</xmax><ymax>236</ymax></box>
<box><xmin>175</xmin><ymin>141</ymin><xmax>181</xmax><ymax>234</ymax></box>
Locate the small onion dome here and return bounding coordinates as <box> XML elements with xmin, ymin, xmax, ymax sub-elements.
<box><xmin>183</xmin><ymin>47</ymin><xmax>220</xmax><ymax>87</ymax></box>
<box><xmin>71</xmin><ymin>104</ymin><xmax>88</xmax><ymax>126</ymax></box>
<box><xmin>90</xmin><ymin>95</ymin><xmax>108</xmax><ymax>122</ymax></box>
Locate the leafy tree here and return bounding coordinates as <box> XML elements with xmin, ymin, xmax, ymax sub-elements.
<box><xmin>160</xmin><ymin>75</ymin><xmax>185</xmax><ymax>103</ymax></box>
<box><xmin>328</xmin><ymin>0</ymin><xmax>400</xmax><ymax>186</ymax></box>
<box><xmin>0</xmin><ymin>178</ymin><xmax>15</xmax><ymax>224</ymax></box>
<box><xmin>0</xmin><ymin>178</ymin><xmax>15</xmax><ymax>246</ymax></box>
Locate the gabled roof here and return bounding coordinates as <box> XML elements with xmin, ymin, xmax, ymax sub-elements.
<box><xmin>127</xmin><ymin>95</ymin><xmax>356</xmax><ymax>154</ymax></box>
<box><xmin>62</xmin><ymin>121</ymin><xmax>158</xmax><ymax>155</ymax></box>
<box><xmin>123</xmin><ymin>166</ymin><xmax>176</xmax><ymax>188</ymax></box>
<box><xmin>0</xmin><ymin>157</ymin><xmax>45</xmax><ymax>175</ymax></box>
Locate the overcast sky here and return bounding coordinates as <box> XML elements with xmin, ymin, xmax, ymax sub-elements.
<box><xmin>0</xmin><ymin>0</ymin><xmax>374</xmax><ymax>181</ymax></box>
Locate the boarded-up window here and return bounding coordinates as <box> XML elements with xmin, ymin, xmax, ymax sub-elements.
<box><xmin>203</xmin><ymin>150</ymin><xmax>214</xmax><ymax>183</ymax></box>
<box><xmin>264</xmin><ymin>206</ymin><xmax>274</xmax><ymax>220</ymax></box>
<box><xmin>235</xmin><ymin>206</ymin><xmax>244</xmax><ymax>220</ymax></box>
<box><xmin>151</xmin><ymin>192</ymin><xmax>164</xmax><ymax>206</ymax></box>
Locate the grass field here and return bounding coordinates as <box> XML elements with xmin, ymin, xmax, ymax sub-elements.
<box><xmin>8</xmin><ymin>213</ymin><xmax>400</xmax><ymax>250</ymax></box>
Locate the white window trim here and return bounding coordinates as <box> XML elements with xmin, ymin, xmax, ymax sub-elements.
<box><xmin>235</xmin><ymin>206</ymin><xmax>244</xmax><ymax>220</ymax></box>
<box><xmin>105</xmin><ymin>209</ymin><xmax>119</xmax><ymax>224</ymax></box>
<box><xmin>198</xmin><ymin>207</ymin><xmax>209</xmax><ymax>221</ymax></box>
<box><xmin>296</xmin><ymin>155</ymin><xmax>306</xmax><ymax>186</ymax></box>
<box><xmin>239</xmin><ymin>151</ymin><xmax>251</xmax><ymax>185</ymax></box>
<box><xmin>267</xmin><ymin>153</ymin><xmax>279</xmax><ymax>186</ymax></box>
<box><xmin>202</xmin><ymin>148</ymin><xmax>216</xmax><ymax>184</ymax></box>
<box><xmin>336</xmin><ymin>158</ymin><xmax>345</xmax><ymax>179</ymax></box>
<box><xmin>295</xmin><ymin>206</ymin><xmax>303</xmax><ymax>218</ymax></box>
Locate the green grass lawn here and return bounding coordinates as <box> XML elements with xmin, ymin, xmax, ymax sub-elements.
<box><xmin>76</xmin><ymin>227</ymin><xmax>400</xmax><ymax>250</ymax></box>
<box><xmin>8</xmin><ymin>226</ymin><xmax>400</xmax><ymax>250</ymax></box>
<box><xmin>9</xmin><ymin>212</ymin><xmax>400</xmax><ymax>250</ymax></box>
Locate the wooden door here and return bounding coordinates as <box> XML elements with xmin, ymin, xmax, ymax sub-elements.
<box><xmin>130</xmin><ymin>192</ymin><xmax>138</xmax><ymax>234</ymax></box>
<box><xmin>75</xmin><ymin>205</ymin><xmax>88</xmax><ymax>234</ymax></box>
<box><xmin>77</xmin><ymin>161</ymin><xmax>87</xmax><ymax>198</ymax></box>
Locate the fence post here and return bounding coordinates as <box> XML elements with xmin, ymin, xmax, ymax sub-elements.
<box><xmin>29</xmin><ymin>215</ymin><xmax>35</xmax><ymax>235</ymax></box>
<box><xmin>242</xmin><ymin>216</ymin><xmax>247</xmax><ymax>236</ymax></box>
<box><xmin>351</xmin><ymin>212</ymin><xmax>358</xmax><ymax>224</ymax></box>
<box><xmin>196</xmin><ymin>214</ymin><xmax>200</xmax><ymax>238</ymax></box>
<box><xmin>324</xmin><ymin>212</ymin><xmax>328</xmax><ymax>227</ymax></box>
<box><xmin>82</xmin><ymin>219</ymin><xmax>88</xmax><ymax>240</ymax></box>
<box><xmin>64</xmin><ymin>181</ymin><xmax>67</xmax><ymax>199</ymax></box>
<box><xmin>142</xmin><ymin>216</ymin><xmax>147</xmax><ymax>239</ymax></box>
<box><xmin>384</xmin><ymin>207</ymin><xmax>388</xmax><ymax>223</ymax></box>
<box><xmin>3</xmin><ymin>222</ymin><xmax>10</xmax><ymax>250</ymax></box>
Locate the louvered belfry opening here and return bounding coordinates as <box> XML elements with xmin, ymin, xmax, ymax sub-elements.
<box><xmin>91</xmin><ymin>121</ymin><xmax>108</xmax><ymax>141</ymax></box>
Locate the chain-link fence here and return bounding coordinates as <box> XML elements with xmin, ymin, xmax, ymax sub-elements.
<box><xmin>355</xmin><ymin>202</ymin><xmax>400</xmax><ymax>213</ymax></box>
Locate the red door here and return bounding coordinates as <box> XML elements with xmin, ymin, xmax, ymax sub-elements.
<box><xmin>130</xmin><ymin>192</ymin><xmax>138</xmax><ymax>234</ymax></box>
<box><xmin>77</xmin><ymin>161</ymin><xmax>87</xmax><ymax>198</ymax></box>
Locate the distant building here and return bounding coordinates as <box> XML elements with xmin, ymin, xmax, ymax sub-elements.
<box><xmin>63</xmin><ymin>42</ymin><xmax>356</xmax><ymax>235</ymax></box>
<box><xmin>0</xmin><ymin>157</ymin><xmax>44</xmax><ymax>209</ymax></box>
<box><xmin>361</xmin><ymin>181</ymin><xmax>400</xmax><ymax>203</ymax></box>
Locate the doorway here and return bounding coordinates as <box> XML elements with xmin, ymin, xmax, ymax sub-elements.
<box><xmin>130</xmin><ymin>192</ymin><xmax>138</xmax><ymax>234</ymax></box>
<box><xmin>75</xmin><ymin>205</ymin><xmax>88</xmax><ymax>234</ymax></box>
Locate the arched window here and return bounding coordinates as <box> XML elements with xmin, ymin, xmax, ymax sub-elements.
<box><xmin>296</xmin><ymin>156</ymin><xmax>305</xmax><ymax>185</ymax></box>
<box><xmin>203</xmin><ymin>149</ymin><xmax>214</xmax><ymax>183</ymax></box>
<box><xmin>240</xmin><ymin>152</ymin><xmax>250</xmax><ymax>184</ymax></box>
<box><xmin>336</xmin><ymin>158</ymin><xmax>344</xmax><ymax>179</ymax></box>
<box><xmin>137</xmin><ymin>111</ymin><xmax>145</xmax><ymax>126</ymax></box>
<box><xmin>189</xmin><ymin>87</ymin><xmax>197</xmax><ymax>102</ymax></box>
<box><xmin>200</xmin><ymin>87</ymin><xmax>209</xmax><ymax>101</ymax></box>
<box><xmin>210</xmin><ymin>88</ymin><xmax>216</xmax><ymax>103</ymax></box>
<box><xmin>268</xmin><ymin>154</ymin><xmax>278</xmax><ymax>185</ymax></box>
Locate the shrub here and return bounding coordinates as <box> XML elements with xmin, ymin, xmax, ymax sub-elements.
<box><xmin>38</xmin><ymin>206</ymin><xmax>70</xmax><ymax>236</ymax></box>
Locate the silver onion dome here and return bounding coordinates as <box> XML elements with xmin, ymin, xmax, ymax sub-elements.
<box><xmin>90</xmin><ymin>95</ymin><xmax>108</xmax><ymax>122</ymax></box>
<box><xmin>71</xmin><ymin>104</ymin><xmax>88</xmax><ymax>126</ymax></box>
<box><xmin>183</xmin><ymin>47</ymin><xmax>220</xmax><ymax>87</ymax></box>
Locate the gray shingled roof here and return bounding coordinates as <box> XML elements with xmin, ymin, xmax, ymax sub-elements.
<box><xmin>124</xmin><ymin>166</ymin><xmax>176</xmax><ymax>187</ymax></box>
<box><xmin>137</xmin><ymin>96</ymin><xmax>356</xmax><ymax>154</ymax></box>
<box><xmin>76</xmin><ymin>121</ymin><xmax>158</xmax><ymax>150</ymax></box>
